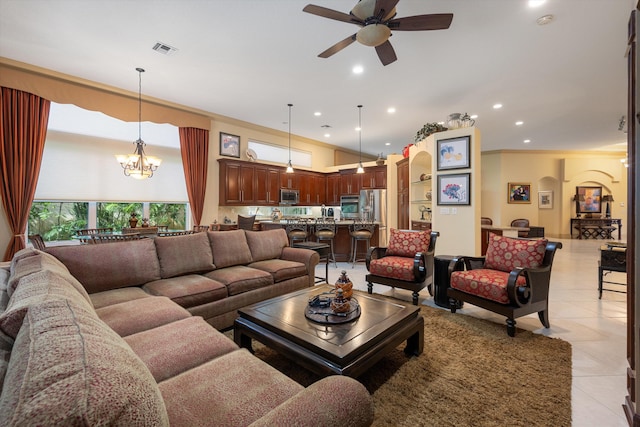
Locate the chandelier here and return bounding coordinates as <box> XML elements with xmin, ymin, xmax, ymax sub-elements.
<box><xmin>115</xmin><ymin>67</ymin><xmax>162</xmax><ymax>179</ymax></box>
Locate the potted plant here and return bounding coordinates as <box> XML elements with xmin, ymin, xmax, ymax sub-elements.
<box><xmin>414</xmin><ymin>122</ymin><xmax>448</xmax><ymax>143</ymax></box>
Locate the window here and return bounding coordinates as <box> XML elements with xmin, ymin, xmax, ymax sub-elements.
<box><xmin>149</xmin><ymin>203</ymin><xmax>186</xmax><ymax>229</ymax></box>
<box><xmin>248</xmin><ymin>140</ymin><xmax>312</xmax><ymax>168</ymax></box>
<box><xmin>28</xmin><ymin>201</ymin><xmax>89</xmax><ymax>241</ymax></box>
<box><xmin>97</xmin><ymin>202</ymin><xmax>143</xmax><ymax>229</ymax></box>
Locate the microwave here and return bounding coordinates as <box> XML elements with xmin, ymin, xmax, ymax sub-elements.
<box><xmin>280</xmin><ymin>189</ymin><xmax>299</xmax><ymax>205</ymax></box>
<box><xmin>340</xmin><ymin>195</ymin><xmax>360</xmax><ymax>218</ymax></box>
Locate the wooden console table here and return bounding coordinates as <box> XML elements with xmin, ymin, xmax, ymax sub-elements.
<box><xmin>571</xmin><ymin>218</ymin><xmax>622</xmax><ymax>240</ymax></box>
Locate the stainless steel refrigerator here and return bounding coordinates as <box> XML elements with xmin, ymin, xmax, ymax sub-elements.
<box><xmin>359</xmin><ymin>189</ymin><xmax>387</xmax><ymax>247</ymax></box>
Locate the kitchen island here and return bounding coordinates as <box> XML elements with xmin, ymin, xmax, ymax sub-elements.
<box><xmin>260</xmin><ymin>220</ymin><xmax>380</xmax><ymax>263</ymax></box>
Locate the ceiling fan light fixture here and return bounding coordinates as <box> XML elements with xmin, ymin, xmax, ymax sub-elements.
<box><xmin>356</xmin><ymin>104</ymin><xmax>365</xmax><ymax>174</ymax></box>
<box><xmin>286</xmin><ymin>103</ymin><xmax>294</xmax><ymax>174</ymax></box>
<box><xmin>351</xmin><ymin>0</ymin><xmax>375</xmax><ymax>20</ymax></box>
<box><xmin>356</xmin><ymin>24</ymin><xmax>391</xmax><ymax>47</ymax></box>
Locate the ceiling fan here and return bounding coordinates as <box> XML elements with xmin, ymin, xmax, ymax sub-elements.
<box><xmin>303</xmin><ymin>0</ymin><xmax>453</xmax><ymax>66</ymax></box>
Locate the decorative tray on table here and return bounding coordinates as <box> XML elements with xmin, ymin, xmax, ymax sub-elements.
<box><xmin>304</xmin><ymin>293</ymin><xmax>361</xmax><ymax>325</ymax></box>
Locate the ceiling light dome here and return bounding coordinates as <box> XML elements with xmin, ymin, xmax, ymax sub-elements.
<box><xmin>356</xmin><ymin>24</ymin><xmax>391</xmax><ymax>47</ymax></box>
<box><xmin>351</xmin><ymin>0</ymin><xmax>396</xmax><ymax>21</ymax></box>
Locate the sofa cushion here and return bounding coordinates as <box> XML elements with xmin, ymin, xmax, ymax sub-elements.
<box><xmin>0</xmin><ymin>267</ymin><xmax>9</xmax><ymax>312</ymax></box>
<box><xmin>386</xmin><ymin>228</ymin><xmax>430</xmax><ymax>258</ymax></box>
<box><xmin>369</xmin><ymin>256</ymin><xmax>417</xmax><ymax>281</ymax></box>
<box><xmin>90</xmin><ymin>286</ymin><xmax>153</xmax><ymax>309</ymax></box>
<box><xmin>125</xmin><ymin>316</ymin><xmax>239</xmax><ymax>382</ymax></box>
<box><xmin>154</xmin><ymin>232</ymin><xmax>215</xmax><ymax>278</ymax></box>
<box><xmin>0</xmin><ymin>299</ymin><xmax>169</xmax><ymax>426</ymax></box>
<box><xmin>248</xmin><ymin>259</ymin><xmax>308</xmax><ymax>283</ymax></box>
<box><xmin>46</xmin><ymin>238</ymin><xmax>161</xmax><ymax>294</ymax></box>
<box><xmin>143</xmin><ymin>275</ymin><xmax>228</xmax><ymax>308</ymax></box>
<box><xmin>95</xmin><ymin>296</ymin><xmax>191</xmax><ymax>337</ymax></box>
<box><xmin>208</xmin><ymin>230</ymin><xmax>253</xmax><ymax>268</ymax></box>
<box><xmin>158</xmin><ymin>348</ymin><xmax>303</xmax><ymax>427</ymax></box>
<box><xmin>0</xmin><ymin>269</ymin><xmax>94</xmax><ymax>339</ymax></box>
<box><xmin>8</xmin><ymin>248</ymin><xmax>40</xmax><ymax>277</ymax></box>
<box><xmin>0</xmin><ymin>331</ymin><xmax>12</xmax><ymax>393</ymax></box>
<box><xmin>450</xmin><ymin>268</ymin><xmax>527</xmax><ymax>304</ymax></box>
<box><xmin>204</xmin><ymin>266</ymin><xmax>273</xmax><ymax>296</ymax></box>
<box><xmin>245</xmin><ymin>228</ymin><xmax>289</xmax><ymax>262</ymax></box>
<box><xmin>7</xmin><ymin>250</ymin><xmax>76</xmax><ymax>297</ymax></box>
<box><xmin>484</xmin><ymin>233</ymin><xmax>548</xmax><ymax>273</ymax></box>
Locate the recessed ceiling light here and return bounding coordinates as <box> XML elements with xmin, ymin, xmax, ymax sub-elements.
<box><xmin>470</xmin><ymin>114</ymin><xmax>478</xmax><ymax>119</ymax></box>
<box><xmin>324</xmin><ymin>133</ymin><xmax>331</xmax><ymax>138</ymax></box>
<box><xmin>385</xmin><ymin>142</ymin><xmax>391</xmax><ymax>146</ymax></box>
<box><xmin>524</xmin><ymin>139</ymin><xmax>531</xmax><ymax>143</ymax></box>
<box><xmin>314</xmin><ymin>112</ymin><xmax>322</xmax><ymax>116</ymax></box>
<box><xmin>493</xmin><ymin>103</ymin><xmax>503</xmax><ymax>109</ymax></box>
<box><xmin>353</xmin><ymin>65</ymin><xmax>364</xmax><ymax>74</ymax></box>
<box><xmin>355</xmin><ymin>126</ymin><xmax>361</xmax><ymax>131</ymax></box>
<box><xmin>515</xmin><ymin>121</ymin><xmax>524</xmax><ymax>126</ymax></box>
<box><xmin>528</xmin><ymin>0</ymin><xmax>546</xmax><ymax>7</ymax></box>
<box><xmin>437</xmin><ymin>121</ymin><xmax>445</xmax><ymax>125</ymax></box>
<box><xmin>536</xmin><ymin>14</ymin><xmax>554</xmax><ymax>25</ymax></box>
<box><xmin>387</xmin><ymin>107</ymin><xmax>396</xmax><ymax>113</ymax></box>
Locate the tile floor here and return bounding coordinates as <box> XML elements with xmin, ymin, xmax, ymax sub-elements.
<box><xmin>316</xmin><ymin>237</ymin><xmax>628</xmax><ymax>426</ymax></box>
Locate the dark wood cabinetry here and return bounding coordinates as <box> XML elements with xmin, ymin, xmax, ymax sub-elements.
<box><xmin>397</xmin><ymin>158</ymin><xmax>409</xmax><ymax>230</ymax></box>
<box><xmin>411</xmin><ymin>220</ymin><xmax>431</xmax><ymax>231</ymax></box>
<box><xmin>219</xmin><ymin>159</ymin><xmax>279</xmax><ymax>206</ymax></box>
<box><xmin>254</xmin><ymin>165</ymin><xmax>280</xmax><ymax>205</ymax></box>
<box><xmin>361</xmin><ymin>165</ymin><xmax>387</xmax><ymax>189</ymax></box>
<box><xmin>340</xmin><ymin>169</ymin><xmax>362</xmax><ymax>195</ymax></box>
<box><xmin>220</xmin><ymin>160</ymin><xmax>386</xmax><ymax>207</ymax></box>
<box><xmin>326</xmin><ymin>173</ymin><xmax>340</xmax><ymax>205</ymax></box>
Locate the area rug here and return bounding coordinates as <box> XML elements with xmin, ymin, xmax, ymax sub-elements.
<box><xmin>228</xmin><ymin>305</ymin><xmax>572</xmax><ymax>427</ymax></box>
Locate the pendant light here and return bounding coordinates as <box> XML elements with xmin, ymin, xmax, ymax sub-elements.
<box><xmin>356</xmin><ymin>105</ymin><xmax>364</xmax><ymax>174</ymax></box>
<box><xmin>115</xmin><ymin>67</ymin><xmax>162</xmax><ymax>179</ymax></box>
<box><xmin>286</xmin><ymin>103</ymin><xmax>294</xmax><ymax>173</ymax></box>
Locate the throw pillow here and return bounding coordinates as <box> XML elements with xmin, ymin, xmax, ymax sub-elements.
<box><xmin>386</xmin><ymin>228</ymin><xmax>430</xmax><ymax>258</ymax></box>
<box><xmin>484</xmin><ymin>233</ymin><xmax>548</xmax><ymax>273</ymax></box>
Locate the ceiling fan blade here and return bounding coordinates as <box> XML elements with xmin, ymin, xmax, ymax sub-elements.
<box><xmin>303</xmin><ymin>4</ymin><xmax>363</xmax><ymax>25</ymax></box>
<box><xmin>375</xmin><ymin>0</ymin><xmax>400</xmax><ymax>17</ymax></box>
<box><xmin>388</xmin><ymin>13</ymin><xmax>454</xmax><ymax>31</ymax></box>
<box><xmin>375</xmin><ymin>40</ymin><xmax>397</xmax><ymax>66</ymax></box>
<box><xmin>318</xmin><ymin>34</ymin><xmax>357</xmax><ymax>58</ymax></box>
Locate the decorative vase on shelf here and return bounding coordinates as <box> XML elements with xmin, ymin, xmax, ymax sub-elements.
<box><xmin>335</xmin><ymin>270</ymin><xmax>353</xmax><ymax>299</ymax></box>
<box><xmin>376</xmin><ymin>153</ymin><xmax>385</xmax><ymax>166</ymax></box>
<box><xmin>129</xmin><ymin>213</ymin><xmax>138</xmax><ymax>228</ymax></box>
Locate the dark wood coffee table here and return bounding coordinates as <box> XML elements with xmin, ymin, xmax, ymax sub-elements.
<box><xmin>234</xmin><ymin>285</ymin><xmax>424</xmax><ymax>378</ymax></box>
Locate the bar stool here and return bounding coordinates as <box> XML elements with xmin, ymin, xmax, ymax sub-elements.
<box><xmin>285</xmin><ymin>218</ymin><xmax>309</xmax><ymax>246</ymax></box>
<box><xmin>349</xmin><ymin>219</ymin><xmax>375</xmax><ymax>268</ymax></box>
<box><xmin>314</xmin><ymin>217</ymin><xmax>337</xmax><ymax>268</ymax></box>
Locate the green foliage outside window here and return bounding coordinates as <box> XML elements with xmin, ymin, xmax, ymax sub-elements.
<box><xmin>149</xmin><ymin>203</ymin><xmax>186</xmax><ymax>230</ymax></box>
<box><xmin>28</xmin><ymin>202</ymin><xmax>88</xmax><ymax>241</ymax></box>
<box><xmin>97</xmin><ymin>202</ymin><xmax>143</xmax><ymax>229</ymax></box>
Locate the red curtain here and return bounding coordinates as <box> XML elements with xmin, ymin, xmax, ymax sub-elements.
<box><xmin>179</xmin><ymin>127</ymin><xmax>209</xmax><ymax>227</ymax></box>
<box><xmin>0</xmin><ymin>87</ymin><xmax>50</xmax><ymax>261</ymax></box>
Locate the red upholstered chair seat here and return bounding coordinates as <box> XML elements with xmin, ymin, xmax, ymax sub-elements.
<box><xmin>369</xmin><ymin>256</ymin><xmax>417</xmax><ymax>282</ymax></box>
<box><xmin>450</xmin><ymin>268</ymin><xmax>527</xmax><ymax>305</ymax></box>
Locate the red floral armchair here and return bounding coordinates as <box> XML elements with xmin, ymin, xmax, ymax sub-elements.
<box><xmin>365</xmin><ymin>229</ymin><xmax>439</xmax><ymax>305</ymax></box>
<box><xmin>447</xmin><ymin>233</ymin><xmax>562</xmax><ymax>337</ymax></box>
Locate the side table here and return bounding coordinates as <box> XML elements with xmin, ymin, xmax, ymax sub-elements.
<box><xmin>433</xmin><ymin>255</ymin><xmax>463</xmax><ymax>309</ymax></box>
<box><xmin>292</xmin><ymin>241</ymin><xmax>330</xmax><ymax>284</ymax></box>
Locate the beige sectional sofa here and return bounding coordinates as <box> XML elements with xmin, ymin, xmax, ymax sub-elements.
<box><xmin>0</xmin><ymin>229</ymin><xmax>374</xmax><ymax>426</ymax></box>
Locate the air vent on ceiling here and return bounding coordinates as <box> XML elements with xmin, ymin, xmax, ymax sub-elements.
<box><xmin>152</xmin><ymin>42</ymin><xmax>178</xmax><ymax>55</ymax></box>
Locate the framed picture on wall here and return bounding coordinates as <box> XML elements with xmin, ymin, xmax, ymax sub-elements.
<box><xmin>220</xmin><ymin>132</ymin><xmax>240</xmax><ymax>158</ymax></box>
<box><xmin>507</xmin><ymin>182</ymin><xmax>531</xmax><ymax>204</ymax></box>
<box><xmin>538</xmin><ymin>190</ymin><xmax>553</xmax><ymax>209</ymax></box>
<box><xmin>576</xmin><ymin>186</ymin><xmax>602</xmax><ymax>214</ymax></box>
<box><xmin>437</xmin><ymin>173</ymin><xmax>470</xmax><ymax>205</ymax></box>
<box><xmin>436</xmin><ymin>136</ymin><xmax>470</xmax><ymax>171</ymax></box>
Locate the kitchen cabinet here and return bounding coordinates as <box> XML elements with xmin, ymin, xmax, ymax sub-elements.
<box><xmin>254</xmin><ymin>164</ymin><xmax>280</xmax><ymax>205</ymax></box>
<box><xmin>326</xmin><ymin>173</ymin><xmax>340</xmax><ymax>205</ymax></box>
<box><xmin>361</xmin><ymin>165</ymin><xmax>387</xmax><ymax>189</ymax></box>
<box><xmin>397</xmin><ymin>158</ymin><xmax>409</xmax><ymax>229</ymax></box>
<box><xmin>340</xmin><ymin>169</ymin><xmax>362</xmax><ymax>195</ymax></box>
<box><xmin>280</xmin><ymin>172</ymin><xmax>299</xmax><ymax>190</ymax></box>
<box><xmin>219</xmin><ymin>159</ymin><xmax>281</xmax><ymax>205</ymax></box>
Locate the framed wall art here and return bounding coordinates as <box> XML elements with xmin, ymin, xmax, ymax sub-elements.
<box><xmin>576</xmin><ymin>186</ymin><xmax>602</xmax><ymax>214</ymax></box>
<box><xmin>507</xmin><ymin>182</ymin><xmax>531</xmax><ymax>204</ymax></box>
<box><xmin>538</xmin><ymin>190</ymin><xmax>553</xmax><ymax>209</ymax></box>
<box><xmin>220</xmin><ymin>132</ymin><xmax>240</xmax><ymax>158</ymax></box>
<box><xmin>436</xmin><ymin>136</ymin><xmax>470</xmax><ymax>171</ymax></box>
<box><xmin>437</xmin><ymin>173</ymin><xmax>470</xmax><ymax>205</ymax></box>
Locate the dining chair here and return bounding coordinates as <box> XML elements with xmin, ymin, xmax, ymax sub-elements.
<box><xmin>28</xmin><ymin>234</ymin><xmax>47</xmax><ymax>250</ymax></box>
<box><xmin>192</xmin><ymin>225</ymin><xmax>210</xmax><ymax>233</ymax></box>
<box><xmin>238</xmin><ymin>215</ymin><xmax>256</xmax><ymax>231</ymax></box>
<box><xmin>157</xmin><ymin>230</ymin><xmax>195</xmax><ymax>237</ymax></box>
<box><xmin>90</xmin><ymin>233</ymin><xmax>141</xmax><ymax>243</ymax></box>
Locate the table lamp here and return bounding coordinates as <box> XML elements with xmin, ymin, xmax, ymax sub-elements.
<box><xmin>602</xmin><ymin>194</ymin><xmax>614</xmax><ymax>218</ymax></box>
